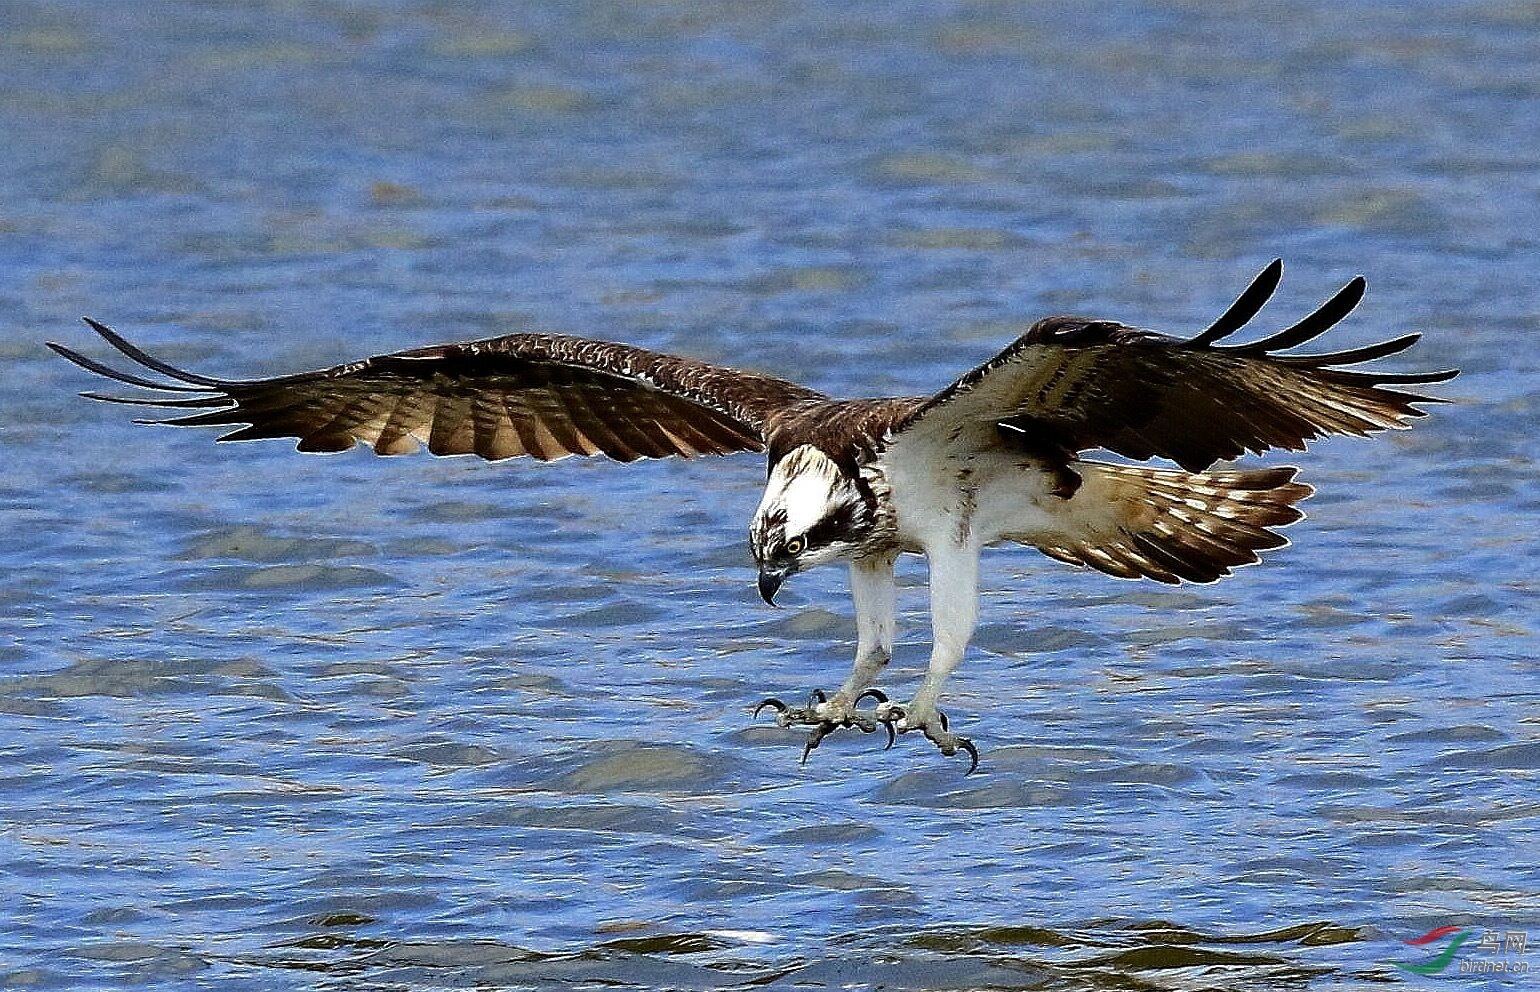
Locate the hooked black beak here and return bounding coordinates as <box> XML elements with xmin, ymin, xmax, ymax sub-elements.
<box><xmin>758</xmin><ymin>567</ymin><xmax>789</xmax><ymax>607</ymax></box>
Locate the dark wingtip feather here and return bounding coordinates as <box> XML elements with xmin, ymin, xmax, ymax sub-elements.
<box><xmin>1318</xmin><ymin>366</ymin><xmax>1460</xmax><ymax>386</ymax></box>
<box><xmin>1376</xmin><ymin>388</ymin><xmax>1449</xmax><ymax>407</ymax></box>
<box><xmin>1189</xmin><ymin>258</ymin><xmax>1284</xmax><ymax>348</ymax></box>
<box><xmin>1238</xmin><ymin>275</ymin><xmax>1367</xmax><ymax>354</ymax></box>
<box><xmin>48</xmin><ymin>340</ymin><xmax>207</xmax><ymax>393</ymax></box>
<box><xmin>79</xmin><ymin>391</ymin><xmax>230</xmax><ymax>408</ymax></box>
<box><xmin>1284</xmin><ymin>332</ymin><xmax>1421</xmax><ymax>367</ymax></box>
<box><xmin>81</xmin><ymin>317</ymin><xmax>224</xmax><ymax>387</ymax></box>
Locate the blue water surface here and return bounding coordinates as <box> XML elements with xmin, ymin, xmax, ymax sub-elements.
<box><xmin>1</xmin><ymin>1</ymin><xmax>1537</xmax><ymax>988</ymax></box>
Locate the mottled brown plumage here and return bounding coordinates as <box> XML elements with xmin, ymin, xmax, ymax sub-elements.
<box><xmin>54</xmin><ymin>323</ymin><xmax>822</xmax><ymax>464</ymax></box>
<box><xmin>1020</xmin><ymin>464</ymin><xmax>1314</xmax><ymax>584</ymax></box>
<box><xmin>50</xmin><ymin>260</ymin><xmax>1459</xmax><ymax>771</ymax></box>
<box><xmin>765</xmin><ymin>398</ymin><xmax>924</xmax><ymax>475</ymax></box>
<box><xmin>49</xmin><ymin>259</ymin><xmax>1455</xmax><ymax>592</ymax></box>
<box><xmin>897</xmin><ymin>260</ymin><xmax>1457</xmax><ymax>472</ymax></box>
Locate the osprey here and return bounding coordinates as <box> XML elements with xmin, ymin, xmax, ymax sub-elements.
<box><xmin>50</xmin><ymin>261</ymin><xmax>1456</xmax><ymax>773</ymax></box>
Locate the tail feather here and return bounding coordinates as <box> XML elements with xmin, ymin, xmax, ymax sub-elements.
<box><xmin>1023</xmin><ymin>463</ymin><xmax>1313</xmax><ymax>584</ymax></box>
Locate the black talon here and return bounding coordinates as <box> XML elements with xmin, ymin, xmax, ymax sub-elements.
<box><xmin>936</xmin><ymin>709</ymin><xmax>949</xmax><ymax>732</ymax></box>
<box><xmin>753</xmin><ymin>698</ymin><xmax>787</xmax><ymax>719</ymax></box>
<box><xmin>854</xmin><ymin>688</ymin><xmax>888</xmax><ymax>705</ymax></box>
<box><xmin>800</xmin><ymin>725</ymin><xmax>828</xmax><ymax>765</ymax></box>
<box><xmin>957</xmin><ymin>737</ymin><xmax>980</xmax><ymax>776</ymax></box>
<box><xmin>809</xmin><ymin>689</ymin><xmax>828</xmax><ymax>706</ymax></box>
<box><xmin>878</xmin><ymin>705</ymin><xmax>904</xmax><ymax>751</ymax></box>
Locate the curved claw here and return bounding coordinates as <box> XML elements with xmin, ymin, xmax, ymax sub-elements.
<box><xmin>800</xmin><ymin>725</ymin><xmax>828</xmax><ymax>765</ymax></box>
<box><xmin>877</xmin><ymin>705</ymin><xmax>904</xmax><ymax>751</ymax></box>
<box><xmin>753</xmin><ymin>697</ymin><xmax>787</xmax><ymax>719</ymax></box>
<box><xmin>956</xmin><ymin>737</ymin><xmax>980</xmax><ymax>776</ymax></box>
<box><xmin>936</xmin><ymin>709</ymin><xmax>949</xmax><ymax>732</ymax></box>
<box><xmin>756</xmin><ymin>688</ymin><xmax>905</xmax><ymax>764</ymax></box>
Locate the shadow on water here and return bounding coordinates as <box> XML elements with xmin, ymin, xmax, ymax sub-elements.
<box><xmin>232</xmin><ymin>918</ymin><xmax>1362</xmax><ymax>990</ymax></box>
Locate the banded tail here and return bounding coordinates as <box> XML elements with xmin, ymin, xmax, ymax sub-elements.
<box><xmin>1025</xmin><ymin>463</ymin><xmax>1314</xmax><ymax>584</ymax></box>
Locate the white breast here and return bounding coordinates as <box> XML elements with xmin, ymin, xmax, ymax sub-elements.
<box><xmin>881</xmin><ymin>440</ymin><xmax>1062</xmax><ymax>553</ymax></box>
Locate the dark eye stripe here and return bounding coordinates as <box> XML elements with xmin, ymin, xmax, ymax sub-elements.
<box><xmin>802</xmin><ymin>501</ymin><xmax>861</xmax><ymax>549</ymax></box>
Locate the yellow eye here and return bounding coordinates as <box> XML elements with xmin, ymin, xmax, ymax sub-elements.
<box><xmin>785</xmin><ymin>536</ymin><xmax>806</xmax><ymax>555</ymax></box>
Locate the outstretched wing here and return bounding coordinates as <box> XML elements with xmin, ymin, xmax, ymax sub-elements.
<box><xmin>892</xmin><ymin>260</ymin><xmax>1458</xmax><ymax>471</ymax></box>
<box><xmin>50</xmin><ymin>320</ymin><xmax>825</xmax><ymax>462</ymax></box>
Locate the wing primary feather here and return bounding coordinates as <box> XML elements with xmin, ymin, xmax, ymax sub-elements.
<box><xmin>141</xmin><ymin>407</ymin><xmax>257</xmax><ymax>427</ymax></box>
<box><xmin>306</xmin><ymin>393</ymin><xmax>392</xmax><ymax>450</ymax></box>
<box><xmin>1315</xmin><ymin>367</ymin><xmax>1460</xmax><ymax>385</ymax></box>
<box><xmin>500</xmin><ymin>396</ymin><xmax>558</xmax><ymax>460</ymax></box>
<box><xmin>134</xmin><ymin>414</ymin><xmax>239</xmax><ymax>427</ymax></box>
<box><xmin>469</xmin><ymin>393</ymin><xmax>524</xmax><ymax>461</ymax></box>
<box><xmin>570</xmin><ymin>388</ymin><xmax>656</xmax><ymax>459</ymax></box>
<box><xmin>1279</xmin><ymin>332</ymin><xmax>1421</xmax><ymax>367</ymax></box>
<box><xmin>80</xmin><ymin>391</ymin><xmax>231</xmax><ymax>408</ymax></box>
<box><xmin>541</xmin><ymin>392</ymin><xmax>606</xmax><ymax>457</ymax></box>
<box><xmin>47</xmin><ymin>342</ymin><xmax>208</xmax><ymax>393</ymax></box>
<box><xmin>523</xmin><ymin>392</ymin><xmax>592</xmax><ymax>457</ymax></box>
<box><xmin>81</xmin><ymin>318</ymin><xmax>226</xmax><ymax>387</ymax></box>
<box><xmin>656</xmin><ymin>392</ymin><xmax>757</xmax><ymax>453</ymax></box>
<box><xmin>1355</xmin><ymin>387</ymin><xmax>1447</xmax><ymax>407</ymax></box>
<box><xmin>548</xmin><ymin>389</ymin><xmax>630</xmax><ymax>459</ymax></box>
<box><xmin>426</xmin><ymin>394</ymin><xmax>475</xmax><ymax>456</ymax></box>
<box><xmin>1188</xmin><ymin>258</ymin><xmax>1283</xmax><ymax>347</ymax></box>
<box><xmin>604</xmin><ymin>393</ymin><xmax>672</xmax><ymax>458</ymax></box>
<box><xmin>1130</xmin><ymin>534</ymin><xmax>1221</xmax><ymax>583</ymax></box>
<box><xmin>216</xmin><ymin>424</ymin><xmax>304</xmax><ymax>443</ymax></box>
<box><xmin>1235</xmin><ymin>276</ymin><xmax>1366</xmax><ymax>353</ymax></box>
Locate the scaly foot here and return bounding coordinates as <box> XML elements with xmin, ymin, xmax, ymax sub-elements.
<box><xmin>752</xmin><ymin>688</ymin><xmax>895</xmax><ymax>763</ymax></box>
<box><xmin>876</xmin><ymin>703</ymin><xmax>980</xmax><ymax>774</ymax></box>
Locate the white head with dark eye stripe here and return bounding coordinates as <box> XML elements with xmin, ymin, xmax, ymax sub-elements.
<box><xmin>749</xmin><ymin>445</ymin><xmax>874</xmax><ymax>604</ymax></box>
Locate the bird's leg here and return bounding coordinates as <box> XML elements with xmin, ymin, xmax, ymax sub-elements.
<box><xmin>824</xmin><ymin>553</ymin><xmax>897</xmax><ymax>719</ymax></box>
<box><xmin>879</xmin><ymin>544</ymin><xmax>981</xmax><ymax>773</ymax></box>
<box><xmin>754</xmin><ymin>554</ymin><xmax>897</xmax><ymax>760</ymax></box>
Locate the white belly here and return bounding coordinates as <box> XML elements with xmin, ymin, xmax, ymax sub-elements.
<box><xmin>881</xmin><ymin>446</ymin><xmax>1062</xmax><ymax>553</ymax></box>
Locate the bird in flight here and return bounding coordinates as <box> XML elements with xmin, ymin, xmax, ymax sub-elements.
<box><xmin>50</xmin><ymin>261</ymin><xmax>1456</xmax><ymax>773</ymax></box>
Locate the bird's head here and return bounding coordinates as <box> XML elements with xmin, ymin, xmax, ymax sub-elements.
<box><xmin>749</xmin><ymin>445</ymin><xmax>875</xmax><ymax>605</ymax></box>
